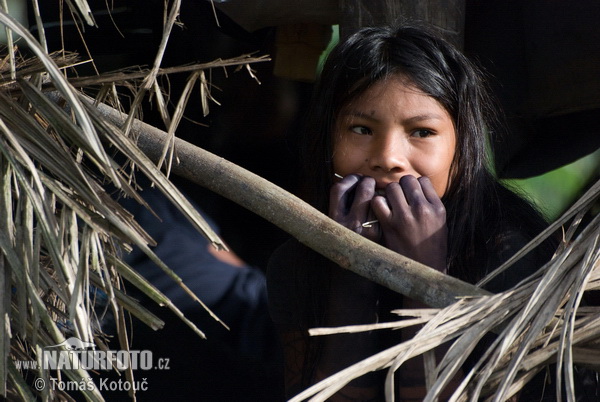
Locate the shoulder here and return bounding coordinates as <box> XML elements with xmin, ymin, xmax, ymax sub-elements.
<box><xmin>483</xmin><ymin>228</ymin><xmax>553</xmax><ymax>293</ymax></box>
<box><xmin>477</xmin><ymin>182</ymin><xmax>555</xmax><ymax>291</ymax></box>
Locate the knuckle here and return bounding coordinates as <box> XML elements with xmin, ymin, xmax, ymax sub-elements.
<box><xmin>329</xmin><ymin>182</ymin><xmax>345</xmax><ymax>197</ymax></box>
<box><xmin>355</xmin><ymin>186</ymin><xmax>371</xmax><ymax>199</ymax></box>
<box><xmin>434</xmin><ymin>203</ymin><xmax>446</xmax><ymax>216</ymax></box>
<box><xmin>414</xmin><ymin>203</ymin><xmax>431</xmax><ymax>217</ymax></box>
<box><xmin>397</xmin><ymin>209</ymin><xmax>414</xmax><ymax>222</ymax></box>
<box><xmin>361</xmin><ymin>176</ymin><xmax>376</xmax><ymax>186</ymax></box>
<box><xmin>409</xmin><ymin>188</ymin><xmax>421</xmax><ymax>199</ymax></box>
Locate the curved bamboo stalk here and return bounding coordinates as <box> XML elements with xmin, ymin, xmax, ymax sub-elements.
<box><xmin>90</xmin><ymin>99</ymin><xmax>490</xmax><ymax>308</ymax></box>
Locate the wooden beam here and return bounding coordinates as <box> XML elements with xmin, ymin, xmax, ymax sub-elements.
<box><xmin>339</xmin><ymin>0</ymin><xmax>465</xmax><ymax>47</ymax></box>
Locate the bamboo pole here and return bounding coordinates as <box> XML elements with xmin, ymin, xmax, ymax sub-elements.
<box><xmin>92</xmin><ymin>100</ymin><xmax>490</xmax><ymax>308</ymax></box>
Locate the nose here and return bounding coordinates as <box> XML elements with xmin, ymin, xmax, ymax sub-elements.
<box><xmin>368</xmin><ymin>133</ymin><xmax>408</xmax><ymax>173</ymax></box>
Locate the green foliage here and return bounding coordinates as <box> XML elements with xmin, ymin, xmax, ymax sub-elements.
<box><xmin>504</xmin><ymin>149</ymin><xmax>600</xmax><ymax>221</ymax></box>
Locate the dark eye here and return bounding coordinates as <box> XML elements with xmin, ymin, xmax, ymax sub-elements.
<box><xmin>411</xmin><ymin>129</ymin><xmax>434</xmax><ymax>138</ymax></box>
<box><xmin>351</xmin><ymin>125</ymin><xmax>372</xmax><ymax>135</ymax></box>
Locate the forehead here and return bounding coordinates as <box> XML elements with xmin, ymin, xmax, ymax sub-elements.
<box><xmin>339</xmin><ymin>75</ymin><xmax>451</xmax><ymax>120</ymax></box>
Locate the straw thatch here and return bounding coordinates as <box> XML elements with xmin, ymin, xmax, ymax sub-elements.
<box><xmin>0</xmin><ymin>2</ymin><xmax>267</xmax><ymax>400</ymax></box>
<box><xmin>0</xmin><ymin>1</ymin><xmax>598</xmax><ymax>401</ymax></box>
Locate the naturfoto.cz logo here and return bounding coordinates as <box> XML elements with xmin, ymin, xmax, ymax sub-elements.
<box><xmin>38</xmin><ymin>337</ymin><xmax>167</xmax><ymax>371</ymax></box>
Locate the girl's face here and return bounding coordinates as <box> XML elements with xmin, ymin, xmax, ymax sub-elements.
<box><xmin>332</xmin><ymin>75</ymin><xmax>456</xmax><ymax>197</ymax></box>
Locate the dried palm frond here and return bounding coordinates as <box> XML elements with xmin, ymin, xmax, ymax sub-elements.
<box><xmin>0</xmin><ymin>3</ymin><xmax>268</xmax><ymax>400</ymax></box>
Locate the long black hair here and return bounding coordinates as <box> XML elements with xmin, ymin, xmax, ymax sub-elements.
<box><xmin>300</xmin><ymin>22</ymin><xmax>553</xmax><ymax>283</ymax></box>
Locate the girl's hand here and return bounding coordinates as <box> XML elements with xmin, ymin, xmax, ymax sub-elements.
<box><xmin>329</xmin><ymin>175</ymin><xmax>380</xmax><ymax>242</ymax></box>
<box><xmin>371</xmin><ymin>175</ymin><xmax>448</xmax><ymax>273</ymax></box>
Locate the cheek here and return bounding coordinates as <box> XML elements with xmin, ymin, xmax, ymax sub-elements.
<box><xmin>331</xmin><ymin>136</ymin><xmax>358</xmax><ymax>174</ymax></box>
<box><xmin>435</xmin><ymin>145</ymin><xmax>457</xmax><ymax>196</ymax></box>
<box><xmin>427</xmin><ymin>173</ymin><xmax>451</xmax><ymax>198</ymax></box>
<box><xmin>331</xmin><ymin>137</ymin><xmax>342</xmax><ymax>171</ymax></box>
<box><xmin>332</xmin><ymin>146</ymin><xmax>350</xmax><ymax>174</ymax></box>
<box><xmin>424</xmin><ymin>140</ymin><xmax>456</xmax><ymax>197</ymax></box>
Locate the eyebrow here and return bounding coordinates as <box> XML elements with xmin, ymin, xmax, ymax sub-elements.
<box><xmin>339</xmin><ymin>111</ymin><xmax>378</xmax><ymax>121</ymax></box>
<box><xmin>341</xmin><ymin>110</ymin><xmax>446</xmax><ymax>124</ymax></box>
<box><xmin>403</xmin><ymin>113</ymin><xmax>446</xmax><ymax>124</ymax></box>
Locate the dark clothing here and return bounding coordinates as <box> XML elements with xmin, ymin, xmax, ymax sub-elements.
<box><xmin>108</xmin><ymin>188</ymin><xmax>283</xmax><ymax>401</ymax></box>
<box><xmin>122</xmin><ymin>189</ymin><xmax>273</xmax><ymax>359</ymax></box>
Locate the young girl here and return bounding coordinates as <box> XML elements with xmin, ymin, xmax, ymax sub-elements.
<box><xmin>267</xmin><ymin>23</ymin><xmax>555</xmax><ymax>400</ymax></box>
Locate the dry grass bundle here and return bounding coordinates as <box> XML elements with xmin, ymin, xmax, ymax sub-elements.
<box><xmin>0</xmin><ymin>2</ymin><xmax>267</xmax><ymax>400</ymax></box>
